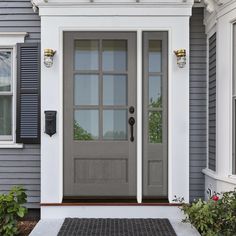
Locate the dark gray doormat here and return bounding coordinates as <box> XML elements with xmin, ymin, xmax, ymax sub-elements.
<box><xmin>57</xmin><ymin>218</ymin><xmax>177</xmax><ymax>236</ymax></box>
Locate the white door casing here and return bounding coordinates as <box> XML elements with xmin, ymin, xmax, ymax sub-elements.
<box><xmin>39</xmin><ymin>2</ymin><xmax>192</xmax><ymax>204</ymax></box>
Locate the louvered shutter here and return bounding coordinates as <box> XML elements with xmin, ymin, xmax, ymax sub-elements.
<box><xmin>16</xmin><ymin>43</ymin><xmax>40</xmax><ymax>144</ymax></box>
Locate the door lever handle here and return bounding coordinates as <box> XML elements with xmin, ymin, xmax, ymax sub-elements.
<box><xmin>129</xmin><ymin>117</ymin><xmax>135</xmax><ymax>142</ymax></box>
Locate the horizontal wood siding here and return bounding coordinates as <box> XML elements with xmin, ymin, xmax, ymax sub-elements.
<box><xmin>189</xmin><ymin>8</ymin><xmax>207</xmax><ymax>201</ymax></box>
<box><xmin>0</xmin><ymin>1</ymin><xmax>41</xmax><ymax>208</ymax></box>
<box><xmin>0</xmin><ymin>145</ymin><xmax>40</xmax><ymax>208</ymax></box>
<box><xmin>0</xmin><ymin>0</ymin><xmax>40</xmax><ymax>42</ymax></box>
<box><xmin>208</xmin><ymin>33</ymin><xmax>216</xmax><ymax>171</ymax></box>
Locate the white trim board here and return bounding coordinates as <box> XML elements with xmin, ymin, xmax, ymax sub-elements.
<box><xmin>0</xmin><ymin>32</ymin><xmax>27</xmax><ymax>46</ymax></box>
<box><xmin>39</xmin><ymin>7</ymin><xmax>192</xmax><ymax>16</ymax></box>
<box><xmin>137</xmin><ymin>30</ymin><xmax>142</xmax><ymax>203</ymax></box>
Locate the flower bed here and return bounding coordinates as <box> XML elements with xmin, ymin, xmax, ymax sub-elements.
<box><xmin>176</xmin><ymin>191</ymin><xmax>236</xmax><ymax>236</ymax></box>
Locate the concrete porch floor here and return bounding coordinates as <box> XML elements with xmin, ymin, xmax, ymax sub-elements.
<box><xmin>29</xmin><ymin>219</ymin><xmax>200</xmax><ymax>236</ymax></box>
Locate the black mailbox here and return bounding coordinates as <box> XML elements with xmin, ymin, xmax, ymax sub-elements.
<box><xmin>45</xmin><ymin>111</ymin><xmax>57</xmax><ymax>137</ymax></box>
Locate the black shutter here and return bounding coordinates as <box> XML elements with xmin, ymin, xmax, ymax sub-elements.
<box><xmin>16</xmin><ymin>43</ymin><xmax>40</xmax><ymax>144</ymax></box>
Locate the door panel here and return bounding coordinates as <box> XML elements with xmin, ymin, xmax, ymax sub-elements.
<box><xmin>63</xmin><ymin>32</ymin><xmax>137</xmax><ymax>197</ymax></box>
<box><xmin>143</xmin><ymin>32</ymin><xmax>168</xmax><ymax>197</ymax></box>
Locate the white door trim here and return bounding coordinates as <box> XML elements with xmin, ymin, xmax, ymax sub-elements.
<box><xmin>137</xmin><ymin>29</ymin><xmax>142</xmax><ymax>203</ymax></box>
<box><xmin>40</xmin><ymin>15</ymin><xmax>190</xmax><ymax>204</ymax></box>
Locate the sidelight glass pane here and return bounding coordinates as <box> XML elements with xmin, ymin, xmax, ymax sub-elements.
<box><xmin>74</xmin><ymin>110</ymin><xmax>98</xmax><ymax>140</ymax></box>
<box><xmin>149</xmin><ymin>40</ymin><xmax>162</xmax><ymax>73</ymax></box>
<box><xmin>75</xmin><ymin>40</ymin><xmax>99</xmax><ymax>70</ymax></box>
<box><xmin>0</xmin><ymin>51</ymin><xmax>11</xmax><ymax>91</ymax></box>
<box><xmin>148</xmin><ymin>111</ymin><xmax>162</xmax><ymax>143</ymax></box>
<box><xmin>74</xmin><ymin>74</ymin><xmax>98</xmax><ymax>105</ymax></box>
<box><xmin>103</xmin><ymin>110</ymin><xmax>127</xmax><ymax>140</ymax></box>
<box><xmin>103</xmin><ymin>75</ymin><xmax>127</xmax><ymax>105</ymax></box>
<box><xmin>0</xmin><ymin>96</ymin><xmax>12</xmax><ymax>136</ymax></box>
<box><xmin>103</xmin><ymin>40</ymin><xmax>127</xmax><ymax>72</ymax></box>
<box><xmin>149</xmin><ymin>76</ymin><xmax>162</xmax><ymax>108</ymax></box>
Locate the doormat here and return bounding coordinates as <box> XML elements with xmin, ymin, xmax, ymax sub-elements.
<box><xmin>57</xmin><ymin>218</ymin><xmax>177</xmax><ymax>236</ymax></box>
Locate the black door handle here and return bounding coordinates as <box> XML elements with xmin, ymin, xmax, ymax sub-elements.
<box><xmin>129</xmin><ymin>117</ymin><xmax>135</xmax><ymax>142</ymax></box>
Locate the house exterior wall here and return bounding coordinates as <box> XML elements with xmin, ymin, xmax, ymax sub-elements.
<box><xmin>189</xmin><ymin>7</ymin><xmax>207</xmax><ymax>201</ymax></box>
<box><xmin>203</xmin><ymin>0</ymin><xmax>236</xmax><ymax>198</ymax></box>
<box><xmin>0</xmin><ymin>0</ymin><xmax>40</xmax><ymax>42</ymax></box>
<box><xmin>0</xmin><ymin>145</ymin><xmax>40</xmax><ymax>208</ymax></box>
<box><xmin>0</xmin><ymin>0</ymin><xmax>214</xmax><ymax>209</ymax></box>
<box><xmin>0</xmin><ymin>1</ymin><xmax>41</xmax><ymax>208</ymax></box>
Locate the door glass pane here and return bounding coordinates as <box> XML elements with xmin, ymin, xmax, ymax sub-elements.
<box><xmin>149</xmin><ymin>76</ymin><xmax>162</xmax><ymax>108</ymax></box>
<box><xmin>103</xmin><ymin>110</ymin><xmax>127</xmax><ymax>140</ymax></box>
<box><xmin>74</xmin><ymin>110</ymin><xmax>98</xmax><ymax>140</ymax></box>
<box><xmin>74</xmin><ymin>74</ymin><xmax>98</xmax><ymax>105</ymax></box>
<box><xmin>103</xmin><ymin>75</ymin><xmax>127</xmax><ymax>105</ymax></box>
<box><xmin>148</xmin><ymin>111</ymin><xmax>162</xmax><ymax>143</ymax></box>
<box><xmin>103</xmin><ymin>40</ymin><xmax>127</xmax><ymax>72</ymax></box>
<box><xmin>0</xmin><ymin>96</ymin><xmax>12</xmax><ymax>135</ymax></box>
<box><xmin>75</xmin><ymin>40</ymin><xmax>99</xmax><ymax>70</ymax></box>
<box><xmin>149</xmin><ymin>40</ymin><xmax>162</xmax><ymax>73</ymax></box>
<box><xmin>0</xmin><ymin>51</ymin><xmax>11</xmax><ymax>91</ymax></box>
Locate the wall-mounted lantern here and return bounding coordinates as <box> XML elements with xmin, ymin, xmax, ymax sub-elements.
<box><xmin>44</xmin><ymin>49</ymin><xmax>56</xmax><ymax>68</ymax></box>
<box><xmin>174</xmin><ymin>49</ymin><xmax>186</xmax><ymax>68</ymax></box>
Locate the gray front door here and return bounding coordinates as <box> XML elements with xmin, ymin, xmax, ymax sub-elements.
<box><xmin>63</xmin><ymin>32</ymin><xmax>137</xmax><ymax>198</ymax></box>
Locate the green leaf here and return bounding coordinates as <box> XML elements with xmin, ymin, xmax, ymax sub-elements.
<box><xmin>17</xmin><ymin>207</ymin><xmax>26</xmax><ymax>218</ymax></box>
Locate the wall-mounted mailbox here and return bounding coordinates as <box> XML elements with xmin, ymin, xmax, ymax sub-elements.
<box><xmin>45</xmin><ymin>111</ymin><xmax>57</xmax><ymax>137</ymax></box>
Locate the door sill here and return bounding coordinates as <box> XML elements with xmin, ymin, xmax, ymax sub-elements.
<box><xmin>63</xmin><ymin>197</ymin><xmax>137</xmax><ymax>204</ymax></box>
<box><xmin>41</xmin><ymin>198</ymin><xmax>180</xmax><ymax>206</ymax></box>
<box><xmin>41</xmin><ymin>202</ymin><xmax>180</xmax><ymax>206</ymax></box>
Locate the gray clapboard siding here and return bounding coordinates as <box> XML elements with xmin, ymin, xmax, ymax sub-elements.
<box><xmin>0</xmin><ymin>145</ymin><xmax>40</xmax><ymax>208</ymax></box>
<box><xmin>0</xmin><ymin>1</ymin><xmax>41</xmax><ymax>208</ymax></box>
<box><xmin>208</xmin><ymin>33</ymin><xmax>216</xmax><ymax>171</ymax></box>
<box><xmin>0</xmin><ymin>0</ymin><xmax>40</xmax><ymax>42</ymax></box>
<box><xmin>189</xmin><ymin>7</ymin><xmax>207</xmax><ymax>201</ymax></box>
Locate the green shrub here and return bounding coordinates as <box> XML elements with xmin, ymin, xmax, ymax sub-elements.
<box><xmin>0</xmin><ymin>186</ymin><xmax>27</xmax><ymax>236</ymax></box>
<box><xmin>178</xmin><ymin>191</ymin><xmax>236</xmax><ymax>236</ymax></box>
